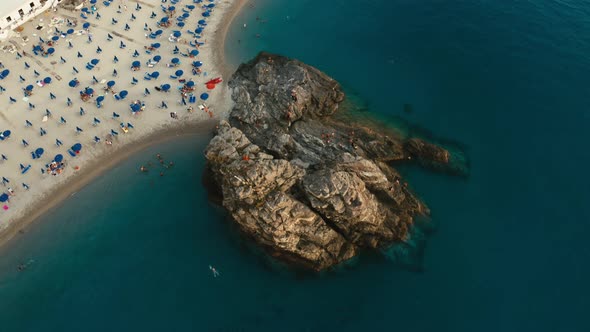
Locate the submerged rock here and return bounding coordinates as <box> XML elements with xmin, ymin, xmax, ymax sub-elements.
<box><xmin>204</xmin><ymin>52</ymin><xmax>466</xmax><ymax>271</ymax></box>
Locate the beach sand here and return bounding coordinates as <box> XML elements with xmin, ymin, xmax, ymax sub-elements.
<box><xmin>0</xmin><ymin>0</ymin><xmax>248</xmax><ymax>248</ymax></box>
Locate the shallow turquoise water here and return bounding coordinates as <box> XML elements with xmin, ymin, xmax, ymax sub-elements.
<box><xmin>1</xmin><ymin>0</ymin><xmax>589</xmax><ymax>331</ymax></box>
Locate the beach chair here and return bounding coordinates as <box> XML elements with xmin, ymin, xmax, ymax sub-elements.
<box><xmin>189</xmin><ymin>95</ymin><xmax>196</xmax><ymax>103</ymax></box>
<box><xmin>86</xmin><ymin>63</ymin><xmax>95</xmax><ymax>70</ymax></box>
<box><xmin>103</xmin><ymin>1</ymin><xmax>110</xmax><ymax>7</ymax></box>
<box><xmin>114</xmin><ymin>94</ymin><xmax>121</xmax><ymax>100</ymax></box>
<box><xmin>143</xmin><ymin>73</ymin><xmax>152</xmax><ymax>80</ymax></box>
<box><xmin>68</xmin><ymin>149</ymin><xmax>76</xmax><ymax>157</ymax></box>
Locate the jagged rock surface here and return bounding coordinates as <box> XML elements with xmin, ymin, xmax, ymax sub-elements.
<box><xmin>204</xmin><ymin>53</ymin><xmax>463</xmax><ymax>271</ymax></box>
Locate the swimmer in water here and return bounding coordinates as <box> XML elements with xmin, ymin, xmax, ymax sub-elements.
<box><xmin>209</xmin><ymin>265</ymin><xmax>220</xmax><ymax>277</ymax></box>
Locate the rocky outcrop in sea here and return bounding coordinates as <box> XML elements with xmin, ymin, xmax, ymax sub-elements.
<box><xmin>204</xmin><ymin>52</ymin><xmax>467</xmax><ymax>271</ymax></box>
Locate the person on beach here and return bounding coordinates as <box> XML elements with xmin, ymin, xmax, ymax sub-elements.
<box><xmin>25</xmin><ymin>120</ymin><xmax>33</xmax><ymax>127</ymax></box>
<box><xmin>22</xmin><ymin>183</ymin><xmax>30</xmax><ymax>190</ymax></box>
<box><xmin>56</xmin><ymin>139</ymin><xmax>63</xmax><ymax>147</ymax></box>
<box><xmin>50</xmin><ymin>92</ymin><xmax>56</xmax><ymax>100</ymax></box>
<box><xmin>67</xmin><ymin>97</ymin><xmax>72</xmax><ymax>106</ymax></box>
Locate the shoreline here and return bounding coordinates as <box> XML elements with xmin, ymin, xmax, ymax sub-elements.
<box><xmin>0</xmin><ymin>0</ymin><xmax>248</xmax><ymax>249</ymax></box>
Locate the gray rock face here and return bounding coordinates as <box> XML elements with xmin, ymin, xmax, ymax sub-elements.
<box><xmin>204</xmin><ymin>53</ymin><xmax>465</xmax><ymax>271</ymax></box>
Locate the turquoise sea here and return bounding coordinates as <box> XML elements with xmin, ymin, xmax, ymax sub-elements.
<box><xmin>1</xmin><ymin>0</ymin><xmax>589</xmax><ymax>331</ymax></box>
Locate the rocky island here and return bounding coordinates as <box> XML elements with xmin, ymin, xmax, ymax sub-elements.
<box><xmin>204</xmin><ymin>52</ymin><xmax>467</xmax><ymax>271</ymax></box>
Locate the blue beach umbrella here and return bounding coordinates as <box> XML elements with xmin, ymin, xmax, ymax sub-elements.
<box><xmin>160</xmin><ymin>17</ymin><xmax>169</xmax><ymax>23</ymax></box>
<box><xmin>177</xmin><ymin>22</ymin><xmax>185</xmax><ymax>27</ymax></box>
<box><xmin>85</xmin><ymin>87</ymin><xmax>94</xmax><ymax>95</ymax></box>
<box><xmin>153</xmin><ymin>55</ymin><xmax>162</xmax><ymax>62</ymax></box>
<box><xmin>173</xmin><ymin>31</ymin><xmax>181</xmax><ymax>38</ymax></box>
<box><xmin>192</xmin><ymin>61</ymin><xmax>203</xmax><ymax>67</ymax></box>
<box><xmin>190</xmin><ymin>49</ymin><xmax>199</xmax><ymax>56</ymax></box>
<box><xmin>43</xmin><ymin>77</ymin><xmax>52</xmax><ymax>84</ymax></box>
<box><xmin>69</xmin><ymin>80</ymin><xmax>78</xmax><ymax>87</ymax></box>
<box><xmin>187</xmin><ymin>5</ymin><xmax>195</xmax><ymax>10</ymax></box>
<box><xmin>3</xmin><ymin>130</ymin><xmax>11</xmax><ymax>137</ymax></box>
<box><xmin>90</xmin><ymin>0</ymin><xmax>97</xmax><ymax>3</ymax></box>
<box><xmin>150</xmin><ymin>71</ymin><xmax>160</xmax><ymax>79</ymax></box>
<box><xmin>71</xmin><ymin>143</ymin><xmax>82</xmax><ymax>152</ymax></box>
<box><xmin>195</xmin><ymin>27</ymin><xmax>203</xmax><ymax>34</ymax></box>
<box><xmin>186</xmin><ymin>80</ymin><xmax>195</xmax><ymax>87</ymax></box>
<box><xmin>51</xmin><ymin>35</ymin><xmax>59</xmax><ymax>41</ymax></box>
<box><xmin>155</xmin><ymin>29</ymin><xmax>163</xmax><ymax>36</ymax></box>
<box><xmin>202</xmin><ymin>11</ymin><xmax>210</xmax><ymax>17</ymax></box>
<box><xmin>171</xmin><ymin>58</ymin><xmax>179</xmax><ymax>64</ymax></box>
<box><xmin>169</xmin><ymin>6</ymin><xmax>176</xmax><ymax>11</ymax></box>
<box><xmin>0</xmin><ymin>193</ymin><xmax>8</xmax><ymax>202</ymax></box>
<box><xmin>82</xmin><ymin>8</ymin><xmax>89</xmax><ymax>13</ymax></box>
<box><xmin>207</xmin><ymin>3</ymin><xmax>215</xmax><ymax>8</ymax></box>
<box><xmin>198</xmin><ymin>19</ymin><xmax>206</xmax><ymax>25</ymax></box>
<box><xmin>130</xmin><ymin>103</ymin><xmax>141</xmax><ymax>112</ymax></box>
<box><xmin>1</xmin><ymin>69</ymin><xmax>9</xmax><ymax>77</ymax></box>
<box><xmin>200</xmin><ymin>93</ymin><xmax>209</xmax><ymax>100</ymax></box>
<box><xmin>90</xmin><ymin>58</ymin><xmax>100</xmax><ymax>65</ymax></box>
<box><xmin>54</xmin><ymin>154</ymin><xmax>63</xmax><ymax>163</ymax></box>
<box><xmin>67</xmin><ymin>28</ymin><xmax>74</xmax><ymax>34</ymax></box>
<box><xmin>151</xmin><ymin>43</ymin><xmax>161</xmax><ymax>49</ymax></box>
<box><xmin>132</xmin><ymin>60</ymin><xmax>141</xmax><ymax>68</ymax></box>
<box><xmin>96</xmin><ymin>95</ymin><xmax>105</xmax><ymax>103</ymax></box>
<box><xmin>83</xmin><ymin>22</ymin><xmax>90</xmax><ymax>29</ymax></box>
<box><xmin>35</xmin><ymin>147</ymin><xmax>44</xmax><ymax>157</ymax></box>
<box><xmin>47</xmin><ymin>47</ymin><xmax>55</xmax><ymax>54</ymax></box>
<box><xmin>161</xmin><ymin>84</ymin><xmax>170</xmax><ymax>91</ymax></box>
<box><xmin>182</xmin><ymin>13</ymin><xmax>190</xmax><ymax>18</ymax></box>
<box><xmin>107</xmin><ymin>80</ymin><xmax>116</xmax><ymax>87</ymax></box>
<box><xmin>119</xmin><ymin>90</ymin><xmax>128</xmax><ymax>98</ymax></box>
<box><xmin>25</xmin><ymin>85</ymin><xmax>34</xmax><ymax>91</ymax></box>
<box><xmin>175</xmin><ymin>69</ymin><xmax>183</xmax><ymax>77</ymax></box>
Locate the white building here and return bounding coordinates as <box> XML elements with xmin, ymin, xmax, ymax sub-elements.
<box><xmin>0</xmin><ymin>0</ymin><xmax>62</xmax><ymax>39</ymax></box>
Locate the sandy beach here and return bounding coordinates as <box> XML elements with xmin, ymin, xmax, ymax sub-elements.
<box><xmin>0</xmin><ymin>0</ymin><xmax>248</xmax><ymax>248</ymax></box>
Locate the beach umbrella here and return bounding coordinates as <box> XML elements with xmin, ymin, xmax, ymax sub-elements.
<box><xmin>43</xmin><ymin>77</ymin><xmax>52</xmax><ymax>84</ymax></box>
<box><xmin>132</xmin><ymin>60</ymin><xmax>141</xmax><ymax>67</ymax></box>
<box><xmin>54</xmin><ymin>154</ymin><xmax>63</xmax><ymax>163</ymax></box>
<box><xmin>200</xmin><ymin>93</ymin><xmax>209</xmax><ymax>100</ymax></box>
<box><xmin>90</xmin><ymin>59</ymin><xmax>100</xmax><ymax>65</ymax></box>
<box><xmin>51</xmin><ymin>35</ymin><xmax>59</xmax><ymax>41</ymax></box>
<box><xmin>150</xmin><ymin>71</ymin><xmax>160</xmax><ymax>79</ymax></box>
<box><xmin>83</xmin><ymin>22</ymin><xmax>90</xmax><ymax>29</ymax></box>
<box><xmin>202</xmin><ymin>11</ymin><xmax>210</xmax><ymax>17</ymax></box>
<box><xmin>72</xmin><ymin>143</ymin><xmax>82</xmax><ymax>152</ymax></box>
<box><xmin>173</xmin><ymin>31</ymin><xmax>182</xmax><ymax>38</ymax></box>
<box><xmin>171</xmin><ymin>58</ymin><xmax>179</xmax><ymax>64</ymax></box>
<box><xmin>67</xmin><ymin>28</ymin><xmax>74</xmax><ymax>34</ymax></box>
<box><xmin>161</xmin><ymin>84</ymin><xmax>171</xmax><ymax>91</ymax></box>
<box><xmin>35</xmin><ymin>147</ymin><xmax>44</xmax><ymax>157</ymax></box>
<box><xmin>187</xmin><ymin>5</ymin><xmax>195</xmax><ymax>10</ymax></box>
<box><xmin>192</xmin><ymin>61</ymin><xmax>203</xmax><ymax>67</ymax></box>
<box><xmin>151</xmin><ymin>43</ymin><xmax>161</xmax><ymax>49</ymax></box>
<box><xmin>169</xmin><ymin>6</ymin><xmax>176</xmax><ymax>11</ymax></box>
<box><xmin>160</xmin><ymin>17</ymin><xmax>169</xmax><ymax>23</ymax></box>
<box><xmin>47</xmin><ymin>47</ymin><xmax>55</xmax><ymax>54</ymax></box>
<box><xmin>90</xmin><ymin>0</ymin><xmax>97</xmax><ymax>3</ymax></box>
<box><xmin>182</xmin><ymin>13</ymin><xmax>190</xmax><ymax>18</ymax></box>
<box><xmin>175</xmin><ymin>69</ymin><xmax>183</xmax><ymax>77</ymax></box>
<box><xmin>195</xmin><ymin>27</ymin><xmax>203</xmax><ymax>34</ymax></box>
<box><xmin>190</xmin><ymin>49</ymin><xmax>199</xmax><ymax>57</ymax></box>
<box><xmin>186</xmin><ymin>81</ymin><xmax>195</xmax><ymax>87</ymax></box>
<box><xmin>0</xmin><ymin>193</ymin><xmax>8</xmax><ymax>203</ymax></box>
<box><xmin>207</xmin><ymin>3</ymin><xmax>215</xmax><ymax>8</ymax></box>
<box><xmin>1</xmin><ymin>69</ymin><xmax>9</xmax><ymax>77</ymax></box>
<box><xmin>206</xmin><ymin>83</ymin><xmax>216</xmax><ymax>90</ymax></box>
<box><xmin>177</xmin><ymin>22</ymin><xmax>185</xmax><ymax>27</ymax></box>
<box><xmin>85</xmin><ymin>87</ymin><xmax>94</xmax><ymax>95</ymax></box>
<box><xmin>2</xmin><ymin>130</ymin><xmax>11</xmax><ymax>138</ymax></box>
<box><xmin>107</xmin><ymin>80</ymin><xmax>116</xmax><ymax>87</ymax></box>
<box><xmin>155</xmin><ymin>30</ymin><xmax>163</xmax><ymax>36</ymax></box>
<box><xmin>198</xmin><ymin>19</ymin><xmax>206</xmax><ymax>25</ymax></box>
<box><xmin>96</xmin><ymin>95</ymin><xmax>105</xmax><ymax>103</ymax></box>
<box><xmin>25</xmin><ymin>85</ymin><xmax>34</xmax><ymax>91</ymax></box>
<box><xmin>130</xmin><ymin>103</ymin><xmax>141</xmax><ymax>112</ymax></box>
<box><xmin>153</xmin><ymin>55</ymin><xmax>162</xmax><ymax>62</ymax></box>
<box><xmin>119</xmin><ymin>90</ymin><xmax>128</xmax><ymax>98</ymax></box>
<box><xmin>82</xmin><ymin>8</ymin><xmax>89</xmax><ymax>13</ymax></box>
<box><xmin>69</xmin><ymin>79</ymin><xmax>78</xmax><ymax>87</ymax></box>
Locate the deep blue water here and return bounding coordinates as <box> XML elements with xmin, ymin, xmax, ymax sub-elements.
<box><xmin>1</xmin><ymin>0</ymin><xmax>589</xmax><ymax>331</ymax></box>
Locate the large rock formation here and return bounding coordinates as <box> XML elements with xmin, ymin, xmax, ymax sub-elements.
<box><xmin>204</xmin><ymin>53</ymin><xmax>466</xmax><ymax>271</ymax></box>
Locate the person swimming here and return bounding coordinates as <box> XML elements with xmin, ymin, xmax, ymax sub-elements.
<box><xmin>209</xmin><ymin>265</ymin><xmax>220</xmax><ymax>277</ymax></box>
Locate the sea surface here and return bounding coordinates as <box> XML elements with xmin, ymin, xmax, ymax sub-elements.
<box><xmin>1</xmin><ymin>0</ymin><xmax>589</xmax><ymax>331</ymax></box>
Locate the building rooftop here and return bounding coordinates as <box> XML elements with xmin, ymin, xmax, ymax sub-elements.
<box><xmin>0</xmin><ymin>1</ymin><xmax>31</xmax><ymax>17</ymax></box>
